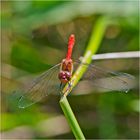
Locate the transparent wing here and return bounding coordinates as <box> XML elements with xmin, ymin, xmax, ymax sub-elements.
<box><xmin>17</xmin><ymin>64</ymin><xmax>61</xmax><ymax>108</ymax></box>
<box><xmin>73</xmin><ymin>62</ymin><xmax>135</xmax><ymax>94</ymax></box>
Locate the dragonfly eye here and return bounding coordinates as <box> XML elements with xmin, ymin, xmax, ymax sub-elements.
<box><xmin>58</xmin><ymin>71</ymin><xmax>65</xmax><ymax>79</ymax></box>
<box><xmin>58</xmin><ymin>71</ymin><xmax>71</xmax><ymax>82</ymax></box>
<box><xmin>66</xmin><ymin>72</ymin><xmax>71</xmax><ymax>80</ymax></box>
<box><xmin>62</xmin><ymin>75</ymin><xmax>66</xmax><ymax>79</ymax></box>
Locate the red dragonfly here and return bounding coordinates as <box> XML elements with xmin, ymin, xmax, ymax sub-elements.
<box><xmin>17</xmin><ymin>34</ymin><xmax>134</xmax><ymax>108</ymax></box>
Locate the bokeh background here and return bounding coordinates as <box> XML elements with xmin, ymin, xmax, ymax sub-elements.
<box><xmin>1</xmin><ymin>1</ymin><xmax>139</xmax><ymax>139</ymax></box>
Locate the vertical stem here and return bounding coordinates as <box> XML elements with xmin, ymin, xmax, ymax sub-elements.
<box><xmin>60</xmin><ymin>17</ymin><xmax>109</xmax><ymax>139</ymax></box>
<box><xmin>83</xmin><ymin>16</ymin><xmax>108</xmax><ymax>64</ymax></box>
<box><xmin>60</xmin><ymin>96</ymin><xmax>85</xmax><ymax>139</ymax></box>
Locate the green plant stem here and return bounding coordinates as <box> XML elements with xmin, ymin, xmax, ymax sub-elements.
<box><xmin>60</xmin><ymin>96</ymin><xmax>85</xmax><ymax>139</ymax></box>
<box><xmin>60</xmin><ymin>17</ymin><xmax>109</xmax><ymax>139</ymax></box>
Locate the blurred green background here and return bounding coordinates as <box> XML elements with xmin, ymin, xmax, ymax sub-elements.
<box><xmin>1</xmin><ymin>1</ymin><xmax>139</xmax><ymax>139</ymax></box>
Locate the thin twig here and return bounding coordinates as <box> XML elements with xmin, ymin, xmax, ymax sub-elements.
<box><xmin>91</xmin><ymin>51</ymin><xmax>139</xmax><ymax>60</ymax></box>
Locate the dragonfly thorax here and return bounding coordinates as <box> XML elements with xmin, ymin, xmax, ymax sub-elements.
<box><xmin>58</xmin><ymin>58</ymin><xmax>73</xmax><ymax>83</ymax></box>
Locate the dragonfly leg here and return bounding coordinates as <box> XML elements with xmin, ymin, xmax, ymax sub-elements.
<box><xmin>59</xmin><ymin>81</ymin><xmax>73</xmax><ymax>97</ymax></box>
<box><xmin>65</xmin><ymin>81</ymin><xmax>73</xmax><ymax>96</ymax></box>
<box><xmin>59</xmin><ymin>82</ymin><xmax>64</xmax><ymax>97</ymax></box>
<box><xmin>68</xmin><ymin>81</ymin><xmax>72</xmax><ymax>88</ymax></box>
<box><xmin>60</xmin><ymin>82</ymin><xmax>62</xmax><ymax>89</ymax></box>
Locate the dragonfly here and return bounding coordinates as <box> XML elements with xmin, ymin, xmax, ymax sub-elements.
<box><xmin>16</xmin><ymin>34</ymin><xmax>135</xmax><ymax>108</ymax></box>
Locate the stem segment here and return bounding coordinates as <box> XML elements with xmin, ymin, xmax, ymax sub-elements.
<box><xmin>60</xmin><ymin>17</ymin><xmax>109</xmax><ymax>139</ymax></box>
<box><xmin>60</xmin><ymin>96</ymin><xmax>85</xmax><ymax>139</ymax></box>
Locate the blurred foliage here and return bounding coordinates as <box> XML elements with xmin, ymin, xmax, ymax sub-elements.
<box><xmin>11</xmin><ymin>38</ymin><xmax>51</xmax><ymax>73</ymax></box>
<box><xmin>1</xmin><ymin>0</ymin><xmax>139</xmax><ymax>139</ymax></box>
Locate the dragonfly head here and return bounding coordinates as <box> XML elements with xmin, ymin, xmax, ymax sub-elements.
<box><xmin>58</xmin><ymin>71</ymin><xmax>71</xmax><ymax>84</ymax></box>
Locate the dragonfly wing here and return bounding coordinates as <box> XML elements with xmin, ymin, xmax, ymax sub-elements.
<box><xmin>18</xmin><ymin>64</ymin><xmax>61</xmax><ymax>108</ymax></box>
<box><xmin>73</xmin><ymin>62</ymin><xmax>135</xmax><ymax>94</ymax></box>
